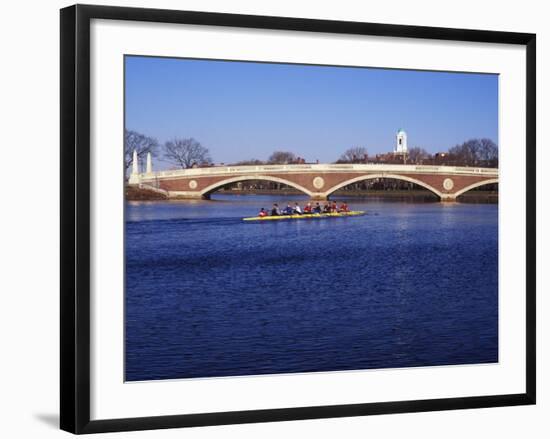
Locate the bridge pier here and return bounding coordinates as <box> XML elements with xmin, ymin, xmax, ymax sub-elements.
<box><xmin>309</xmin><ymin>193</ymin><xmax>329</xmax><ymax>201</ymax></box>
<box><xmin>440</xmin><ymin>194</ymin><xmax>457</xmax><ymax>202</ymax></box>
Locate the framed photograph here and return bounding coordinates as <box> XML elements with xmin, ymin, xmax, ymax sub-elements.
<box><xmin>60</xmin><ymin>4</ymin><xmax>536</xmax><ymax>434</ymax></box>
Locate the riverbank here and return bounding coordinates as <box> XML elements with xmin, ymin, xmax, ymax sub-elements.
<box><xmin>126</xmin><ymin>186</ymin><xmax>167</xmax><ymax>201</ymax></box>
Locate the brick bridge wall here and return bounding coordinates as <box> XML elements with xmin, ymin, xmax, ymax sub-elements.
<box><xmin>154</xmin><ymin>171</ymin><xmax>496</xmax><ymax>201</ymax></box>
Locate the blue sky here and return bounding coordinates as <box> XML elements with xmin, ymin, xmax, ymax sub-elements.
<box><xmin>125</xmin><ymin>56</ymin><xmax>498</xmax><ymax>167</ymax></box>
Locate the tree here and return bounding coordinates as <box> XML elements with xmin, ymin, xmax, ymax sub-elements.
<box><xmin>478</xmin><ymin>138</ymin><xmax>499</xmax><ymax>167</ymax></box>
<box><xmin>448</xmin><ymin>138</ymin><xmax>498</xmax><ymax>167</ymax></box>
<box><xmin>124</xmin><ymin>129</ymin><xmax>159</xmax><ymax>173</ymax></box>
<box><xmin>268</xmin><ymin>151</ymin><xmax>296</xmax><ymax>164</ymax></box>
<box><xmin>232</xmin><ymin>159</ymin><xmax>265</xmax><ymax>166</ymax></box>
<box><xmin>163</xmin><ymin>138</ymin><xmax>212</xmax><ymax>169</ymax></box>
<box><xmin>338</xmin><ymin>147</ymin><xmax>368</xmax><ymax>163</ymax></box>
<box><xmin>407</xmin><ymin>147</ymin><xmax>430</xmax><ymax>164</ymax></box>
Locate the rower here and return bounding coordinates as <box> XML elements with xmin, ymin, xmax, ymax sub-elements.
<box><xmin>293</xmin><ymin>202</ymin><xmax>302</xmax><ymax>215</ymax></box>
<box><xmin>271</xmin><ymin>203</ymin><xmax>281</xmax><ymax>216</ymax></box>
<box><xmin>283</xmin><ymin>203</ymin><xmax>294</xmax><ymax>215</ymax></box>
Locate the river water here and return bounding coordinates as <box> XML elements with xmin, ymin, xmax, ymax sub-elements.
<box><xmin>125</xmin><ymin>195</ymin><xmax>498</xmax><ymax>381</ymax></box>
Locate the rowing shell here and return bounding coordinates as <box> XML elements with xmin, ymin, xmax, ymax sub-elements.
<box><xmin>243</xmin><ymin>211</ymin><xmax>366</xmax><ymax>221</ymax></box>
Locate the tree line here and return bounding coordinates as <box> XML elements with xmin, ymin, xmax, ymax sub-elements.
<box><xmin>125</xmin><ymin>129</ymin><xmax>306</xmax><ymax>172</ymax></box>
<box><xmin>335</xmin><ymin>138</ymin><xmax>498</xmax><ymax>168</ymax></box>
<box><xmin>125</xmin><ymin>128</ymin><xmax>498</xmax><ymax>172</ymax></box>
<box><xmin>124</xmin><ymin>129</ymin><xmax>212</xmax><ymax>173</ymax></box>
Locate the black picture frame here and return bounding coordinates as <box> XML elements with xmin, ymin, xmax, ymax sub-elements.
<box><xmin>60</xmin><ymin>4</ymin><xmax>536</xmax><ymax>434</ymax></box>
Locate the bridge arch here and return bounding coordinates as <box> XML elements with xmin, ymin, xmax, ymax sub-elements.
<box><xmin>324</xmin><ymin>174</ymin><xmax>444</xmax><ymax>199</ymax></box>
<box><xmin>453</xmin><ymin>178</ymin><xmax>499</xmax><ymax>198</ymax></box>
<box><xmin>200</xmin><ymin>175</ymin><xmax>314</xmax><ymax>198</ymax></box>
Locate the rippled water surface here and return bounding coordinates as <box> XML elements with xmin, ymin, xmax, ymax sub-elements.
<box><xmin>125</xmin><ymin>195</ymin><xmax>498</xmax><ymax>381</ymax></box>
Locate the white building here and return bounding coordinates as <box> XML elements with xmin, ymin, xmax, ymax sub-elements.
<box><xmin>394</xmin><ymin>129</ymin><xmax>408</xmax><ymax>155</ymax></box>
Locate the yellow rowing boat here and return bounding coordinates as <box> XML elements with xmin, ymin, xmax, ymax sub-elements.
<box><xmin>243</xmin><ymin>211</ymin><xmax>365</xmax><ymax>221</ymax></box>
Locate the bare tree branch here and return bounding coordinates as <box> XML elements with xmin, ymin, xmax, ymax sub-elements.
<box><xmin>337</xmin><ymin>147</ymin><xmax>368</xmax><ymax>163</ymax></box>
<box><xmin>268</xmin><ymin>151</ymin><xmax>296</xmax><ymax>164</ymax></box>
<box><xmin>478</xmin><ymin>138</ymin><xmax>499</xmax><ymax>167</ymax></box>
<box><xmin>407</xmin><ymin>147</ymin><xmax>430</xmax><ymax>164</ymax></box>
<box><xmin>231</xmin><ymin>159</ymin><xmax>266</xmax><ymax>166</ymax></box>
<box><xmin>124</xmin><ymin>129</ymin><xmax>159</xmax><ymax>173</ymax></box>
<box><xmin>448</xmin><ymin>138</ymin><xmax>498</xmax><ymax>167</ymax></box>
<box><xmin>163</xmin><ymin>138</ymin><xmax>212</xmax><ymax>169</ymax></box>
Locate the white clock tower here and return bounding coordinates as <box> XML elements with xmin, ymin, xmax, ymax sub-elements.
<box><xmin>395</xmin><ymin>129</ymin><xmax>408</xmax><ymax>154</ymax></box>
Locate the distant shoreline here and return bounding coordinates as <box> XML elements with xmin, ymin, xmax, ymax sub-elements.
<box><xmin>126</xmin><ymin>186</ymin><xmax>498</xmax><ymax>203</ymax></box>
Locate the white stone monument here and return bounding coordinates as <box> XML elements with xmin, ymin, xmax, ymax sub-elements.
<box><xmin>128</xmin><ymin>149</ymin><xmax>141</xmax><ymax>184</ymax></box>
<box><xmin>146</xmin><ymin>152</ymin><xmax>153</xmax><ymax>174</ymax></box>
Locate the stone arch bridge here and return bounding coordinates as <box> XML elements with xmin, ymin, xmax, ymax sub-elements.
<box><xmin>129</xmin><ymin>163</ymin><xmax>498</xmax><ymax>202</ymax></box>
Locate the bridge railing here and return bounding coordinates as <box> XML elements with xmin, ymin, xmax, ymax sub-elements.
<box><xmin>140</xmin><ymin>163</ymin><xmax>498</xmax><ymax>180</ymax></box>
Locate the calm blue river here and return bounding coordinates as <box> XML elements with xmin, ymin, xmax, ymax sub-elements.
<box><xmin>125</xmin><ymin>195</ymin><xmax>498</xmax><ymax>381</ymax></box>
